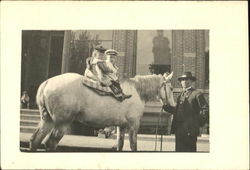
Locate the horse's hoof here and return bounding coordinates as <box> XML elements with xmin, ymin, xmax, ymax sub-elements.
<box><xmin>112</xmin><ymin>145</ymin><xmax>117</xmax><ymax>149</ymax></box>
<box><xmin>29</xmin><ymin>146</ymin><xmax>36</xmax><ymax>152</ymax></box>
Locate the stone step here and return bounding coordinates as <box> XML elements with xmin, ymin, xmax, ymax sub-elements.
<box><xmin>21</xmin><ymin>109</ymin><xmax>40</xmax><ymax>115</ymax></box>
<box><xmin>20</xmin><ymin>126</ymin><xmax>37</xmax><ymax>133</ymax></box>
<box><xmin>20</xmin><ymin>109</ymin><xmax>40</xmax><ymax>115</ymax></box>
<box><xmin>20</xmin><ymin>115</ymin><xmax>40</xmax><ymax>121</ymax></box>
<box><xmin>20</xmin><ymin>120</ymin><xmax>39</xmax><ymax>127</ymax></box>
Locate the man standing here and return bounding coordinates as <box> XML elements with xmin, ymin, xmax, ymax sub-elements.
<box><xmin>163</xmin><ymin>72</ymin><xmax>209</xmax><ymax>152</ymax></box>
<box><xmin>20</xmin><ymin>91</ymin><xmax>30</xmax><ymax>109</ymax></box>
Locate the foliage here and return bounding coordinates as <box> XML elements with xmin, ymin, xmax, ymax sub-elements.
<box><xmin>69</xmin><ymin>31</ymin><xmax>101</xmax><ymax>74</ymax></box>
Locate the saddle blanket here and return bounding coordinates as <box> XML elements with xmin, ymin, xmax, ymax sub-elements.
<box><xmin>82</xmin><ymin>76</ymin><xmax>113</xmax><ymax>96</ymax></box>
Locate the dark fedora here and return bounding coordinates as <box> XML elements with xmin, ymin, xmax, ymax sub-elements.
<box><xmin>94</xmin><ymin>45</ymin><xmax>107</xmax><ymax>53</ymax></box>
<box><xmin>178</xmin><ymin>72</ymin><xmax>196</xmax><ymax>81</ymax></box>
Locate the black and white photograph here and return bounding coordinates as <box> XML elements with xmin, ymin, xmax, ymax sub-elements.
<box><xmin>1</xmin><ymin>1</ymin><xmax>248</xmax><ymax>169</ymax></box>
<box><xmin>20</xmin><ymin>30</ymin><xmax>209</xmax><ymax>152</ymax></box>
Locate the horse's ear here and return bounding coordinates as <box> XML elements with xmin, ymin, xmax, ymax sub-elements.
<box><xmin>164</xmin><ymin>72</ymin><xmax>173</xmax><ymax>81</ymax></box>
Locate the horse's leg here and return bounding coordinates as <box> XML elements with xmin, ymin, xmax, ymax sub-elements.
<box><xmin>29</xmin><ymin>118</ymin><xmax>54</xmax><ymax>151</ymax></box>
<box><xmin>128</xmin><ymin>128</ymin><xmax>137</xmax><ymax>151</ymax></box>
<box><xmin>117</xmin><ymin>126</ymin><xmax>126</xmax><ymax>151</ymax></box>
<box><xmin>128</xmin><ymin>120</ymin><xmax>140</xmax><ymax>151</ymax></box>
<box><xmin>44</xmin><ymin>124</ymin><xmax>68</xmax><ymax>151</ymax></box>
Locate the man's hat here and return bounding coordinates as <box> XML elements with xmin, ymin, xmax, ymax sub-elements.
<box><xmin>178</xmin><ymin>72</ymin><xmax>196</xmax><ymax>81</ymax></box>
<box><xmin>94</xmin><ymin>45</ymin><xmax>107</xmax><ymax>53</ymax></box>
<box><xmin>105</xmin><ymin>49</ymin><xmax>118</xmax><ymax>56</ymax></box>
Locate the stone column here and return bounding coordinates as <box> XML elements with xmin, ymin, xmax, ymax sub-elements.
<box><xmin>61</xmin><ymin>30</ymin><xmax>72</xmax><ymax>73</ymax></box>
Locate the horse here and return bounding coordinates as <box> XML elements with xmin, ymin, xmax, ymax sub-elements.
<box><xmin>29</xmin><ymin>72</ymin><xmax>176</xmax><ymax>151</ymax></box>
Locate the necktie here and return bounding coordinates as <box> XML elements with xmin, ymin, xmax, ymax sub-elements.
<box><xmin>180</xmin><ymin>91</ymin><xmax>186</xmax><ymax>104</ymax></box>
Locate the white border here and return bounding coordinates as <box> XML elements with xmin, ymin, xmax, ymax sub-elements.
<box><xmin>1</xmin><ymin>1</ymin><xmax>249</xmax><ymax>169</ymax></box>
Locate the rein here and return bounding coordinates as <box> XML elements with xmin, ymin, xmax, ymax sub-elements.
<box><xmin>155</xmin><ymin>81</ymin><xmax>169</xmax><ymax>151</ymax></box>
<box><xmin>154</xmin><ymin>106</ymin><xmax>164</xmax><ymax>151</ymax></box>
<box><xmin>159</xmin><ymin>81</ymin><xmax>169</xmax><ymax>106</ymax></box>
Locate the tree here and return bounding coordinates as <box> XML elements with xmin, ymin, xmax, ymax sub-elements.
<box><xmin>69</xmin><ymin>31</ymin><xmax>101</xmax><ymax>74</ymax></box>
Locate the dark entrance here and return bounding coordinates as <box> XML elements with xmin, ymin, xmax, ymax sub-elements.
<box><xmin>21</xmin><ymin>31</ymin><xmax>64</xmax><ymax>108</ymax></box>
<box><xmin>48</xmin><ymin>36</ymin><xmax>64</xmax><ymax>78</ymax></box>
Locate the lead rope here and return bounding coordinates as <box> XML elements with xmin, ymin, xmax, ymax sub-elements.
<box><xmin>154</xmin><ymin>105</ymin><xmax>164</xmax><ymax>151</ymax></box>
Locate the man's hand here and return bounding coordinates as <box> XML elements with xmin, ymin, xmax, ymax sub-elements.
<box><xmin>163</xmin><ymin>105</ymin><xmax>175</xmax><ymax>114</ymax></box>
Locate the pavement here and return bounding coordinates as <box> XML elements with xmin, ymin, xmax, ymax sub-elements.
<box><xmin>20</xmin><ymin>133</ymin><xmax>209</xmax><ymax>152</ymax></box>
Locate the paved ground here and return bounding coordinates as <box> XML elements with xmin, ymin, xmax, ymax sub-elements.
<box><xmin>121</xmin><ymin>134</ymin><xmax>209</xmax><ymax>152</ymax></box>
<box><xmin>20</xmin><ymin>133</ymin><xmax>209</xmax><ymax>152</ymax></box>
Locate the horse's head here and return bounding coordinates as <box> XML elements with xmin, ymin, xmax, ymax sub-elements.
<box><xmin>158</xmin><ymin>72</ymin><xmax>176</xmax><ymax>107</ymax></box>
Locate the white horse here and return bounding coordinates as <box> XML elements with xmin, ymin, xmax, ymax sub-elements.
<box><xmin>30</xmin><ymin>72</ymin><xmax>176</xmax><ymax>151</ymax></box>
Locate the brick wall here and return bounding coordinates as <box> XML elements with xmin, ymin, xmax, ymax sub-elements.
<box><xmin>125</xmin><ymin>30</ymin><xmax>137</xmax><ymax>77</ymax></box>
<box><xmin>172</xmin><ymin>30</ymin><xmax>184</xmax><ymax>88</ymax></box>
<box><xmin>113</xmin><ymin>30</ymin><xmax>137</xmax><ymax>79</ymax></box>
<box><xmin>172</xmin><ymin>30</ymin><xmax>207</xmax><ymax>89</ymax></box>
<box><xmin>196</xmin><ymin>30</ymin><xmax>206</xmax><ymax>89</ymax></box>
<box><xmin>113</xmin><ymin>30</ymin><xmax>126</xmax><ymax>79</ymax></box>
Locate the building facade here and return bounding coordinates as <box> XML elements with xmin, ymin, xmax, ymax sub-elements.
<box><xmin>21</xmin><ymin>30</ymin><xmax>209</xmax><ymax>135</ymax></box>
<box><xmin>21</xmin><ymin>30</ymin><xmax>209</xmax><ymax>108</ymax></box>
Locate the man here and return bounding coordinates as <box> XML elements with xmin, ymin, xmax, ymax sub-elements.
<box><xmin>163</xmin><ymin>72</ymin><xmax>209</xmax><ymax>152</ymax></box>
<box><xmin>20</xmin><ymin>91</ymin><xmax>30</xmax><ymax>109</ymax></box>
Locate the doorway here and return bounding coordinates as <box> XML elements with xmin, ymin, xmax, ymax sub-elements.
<box><xmin>48</xmin><ymin>35</ymin><xmax>64</xmax><ymax>78</ymax></box>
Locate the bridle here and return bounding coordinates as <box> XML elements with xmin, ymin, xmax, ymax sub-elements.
<box><xmin>159</xmin><ymin>80</ymin><xmax>170</xmax><ymax>106</ymax></box>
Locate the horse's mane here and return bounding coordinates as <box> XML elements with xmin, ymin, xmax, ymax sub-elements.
<box><xmin>125</xmin><ymin>74</ymin><xmax>164</xmax><ymax>103</ymax></box>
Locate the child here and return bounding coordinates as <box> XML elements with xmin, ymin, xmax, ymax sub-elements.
<box><xmin>103</xmin><ymin>49</ymin><xmax>132</xmax><ymax>101</ymax></box>
<box><xmin>84</xmin><ymin>45</ymin><xmax>107</xmax><ymax>81</ymax></box>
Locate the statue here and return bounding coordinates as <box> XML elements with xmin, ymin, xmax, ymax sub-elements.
<box><xmin>151</xmin><ymin>30</ymin><xmax>171</xmax><ymax>74</ymax></box>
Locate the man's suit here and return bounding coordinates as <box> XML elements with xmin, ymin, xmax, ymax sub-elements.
<box><xmin>164</xmin><ymin>87</ymin><xmax>209</xmax><ymax>152</ymax></box>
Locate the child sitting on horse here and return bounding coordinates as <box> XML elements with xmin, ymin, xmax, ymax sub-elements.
<box><xmin>84</xmin><ymin>46</ymin><xmax>131</xmax><ymax>101</ymax></box>
<box><xmin>103</xmin><ymin>49</ymin><xmax>132</xmax><ymax>101</ymax></box>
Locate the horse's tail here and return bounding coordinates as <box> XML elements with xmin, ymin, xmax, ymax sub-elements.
<box><xmin>36</xmin><ymin>80</ymin><xmax>51</xmax><ymax>120</ymax></box>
